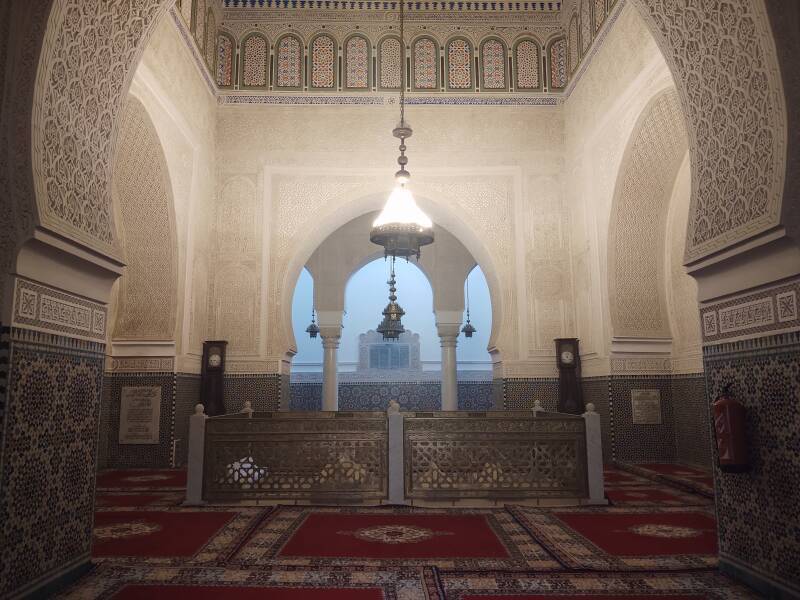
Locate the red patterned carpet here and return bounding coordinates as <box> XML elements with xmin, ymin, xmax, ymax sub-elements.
<box><xmin>113</xmin><ymin>585</ymin><xmax>384</xmax><ymax>599</ymax></box>
<box><xmin>97</xmin><ymin>469</ymin><xmax>187</xmax><ymax>490</ymax></box>
<box><xmin>553</xmin><ymin>511</ymin><xmax>718</xmax><ymax>556</ymax></box>
<box><xmin>54</xmin><ymin>468</ymin><xmax>758</xmax><ymax>599</ymax></box>
<box><xmin>280</xmin><ymin>512</ymin><xmax>510</xmax><ymax>560</ymax></box>
<box><xmin>93</xmin><ymin>510</ymin><xmax>237</xmax><ymax>557</ymax></box>
<box><xmin>462</xmin><ymin>596</ymin><xmax>707</xmax><ymax>600</ymax></box>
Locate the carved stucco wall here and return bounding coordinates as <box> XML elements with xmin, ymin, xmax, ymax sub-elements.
<box><xmin>608</xmin><ymin>88</ymin><xmax>687</xmax><ymax>339</ymax></box>
<box><xmin>207</xmin><ymin>175</ymin><xmax>262</xmax><ymax>357</ymax></box>
<box><xmin>665</xmin><ymin>154</ymin><xmax>702</xmax><ymax>373</ymax></box>
<box><xmin>564</xmin><ymin>3</ymin><xmax>675</xmax><ymax>366</ymax></box>
<box><xmin>630</xmin><ymin>0</ymin><xmax>787</xmax><ymax>263</ymax></box>
<box><xmin>31</xmin><ymin>0</ymin><xmax>170</xmax><ymax>258</ymax></box>
<box><xmin>130</xmin><ymin>14</ymin><xmax>218</xmax><ymax>362</ymax></box>
<box><xmin>215</xmin><ymin>103</ymin><xmax>567</xmax><ymax>375</ymax></box>
<box><xmin>111</xmin><ymin>95</ymin><xmax>178</xmax><ymax>341</ymax></box>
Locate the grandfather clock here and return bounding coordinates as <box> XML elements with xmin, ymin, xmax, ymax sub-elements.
<box><xmin>555</xmin><ymin>338</ymin><xmax>584</xmax><ymax>415</ymax></box>
<box><xmin>201</xmin><ymin>340</ymin><xmax>227</xmax><ymax>416</ymax></box>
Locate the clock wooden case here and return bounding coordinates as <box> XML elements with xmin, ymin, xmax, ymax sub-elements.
<box><xmin>555</xmin><ymin>338</ymin><xmax>584</xmax><ymax>415</ymax></box>
<box><xmin>201</xmin><ymin>340</ymin><xmax>228</xmax><ymax>416</ymax></box>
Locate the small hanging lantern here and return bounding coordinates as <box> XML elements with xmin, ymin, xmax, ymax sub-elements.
<box><xmin>461</xmin><ymin>277</ymin><xmax>477</xmax><ymax>338</ymax></box>
<box><xmin>306</xmin><ymin>308</ymin><xmax>320</xmax><ymax>338</ymax></box>
<box><xmin>376</xmin><ymin>258</ymin><xmax>406</xmax><ymax>341</ymax></box>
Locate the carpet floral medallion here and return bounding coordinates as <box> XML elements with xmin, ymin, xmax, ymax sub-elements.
<box><xmin>508</xmin><ymin>506</ymin><xmax>719</xmax><ymax>570</ymax></box>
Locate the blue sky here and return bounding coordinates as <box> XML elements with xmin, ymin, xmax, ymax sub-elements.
<box><xmin>291</xmin><ymin>259</ymin><xmax>492</xmax><ymax>366</ymax></box>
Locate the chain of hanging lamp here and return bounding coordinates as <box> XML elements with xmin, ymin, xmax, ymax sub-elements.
<box><xmin>372</xmin><ymin>0</ymin><xmax>436</xmax><ymax>340</ymax></box>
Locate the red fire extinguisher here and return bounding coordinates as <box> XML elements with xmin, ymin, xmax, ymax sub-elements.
<box><xmin>712</xmin><ymin>384</ymin><xmax>749</xmax><ymax>473</ymax></box>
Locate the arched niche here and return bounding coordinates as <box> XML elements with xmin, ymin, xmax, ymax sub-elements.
<box><xmin>277</xmin><ymin>190</ymin><xmax>505</xmax><ymax>367</ymax></box>
<box><xmin>607</xmin><ymin>88</ymin><xmax>688</xmax><ymax>341</ymax></box>
<box><xmin>109</xmin><ymin>95</ymin><xmax>178</xmax><ymax>342</ymax></box>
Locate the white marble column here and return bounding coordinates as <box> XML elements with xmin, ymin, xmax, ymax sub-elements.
<box><xmin>321</xmin><ymin>333</ymin><xmax>340</xmax><ymax>411</ymax></box>
<box><xmin>436</xmin><ymin>319</ymin><xmax>461</xmax><ymax>411</ymax></box>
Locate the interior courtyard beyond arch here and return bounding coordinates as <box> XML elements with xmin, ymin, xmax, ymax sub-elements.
<box><xmin>0</xmin><ymin>1</ymin><xmax>798</xmax><ymax>598</ymax></box>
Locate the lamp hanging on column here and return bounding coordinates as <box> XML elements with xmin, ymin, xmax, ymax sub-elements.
<box><xmin>370</xmin><ymin>0</ymin><xmax>434</xmax><ymax>340</ymax></box>
<box><xmin>461</xmin><ymin>277</ymin><xmax>477</xmax><ymax>338</ymax></box>
<box><xmin>306</xmin><ymin>307</ymin><xmax>320</xmax><ymax>338</ymax></box>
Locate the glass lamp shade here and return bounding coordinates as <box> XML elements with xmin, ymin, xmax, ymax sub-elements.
<box><xmin>461</xmin><ymin>321</ymin><xmax>476</xmax><ymax>338</ymax></box>
<box><xmin>306</xmin><ymin>321</ymin><xmax>320</xmax><ymax>338</ymax></box>
<box><xmin>370</xmin><ymin>186</ymin><xmax>434</xmax><ymax>259</ymax></box>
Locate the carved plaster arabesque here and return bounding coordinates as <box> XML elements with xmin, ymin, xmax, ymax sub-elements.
<box><xmin>111</xmin><ymin>95</ymin><xmax>178</xmax><ymax>342</ymax></box>
<box><xmin>608</xmin><ymin>89</ymin><xmax>687</xmax><ymax>339</ymax></box>
<box><xmin>209</xmin><ymin>175</ymin><xmax>262</xmax><ymax>356</ymax></box>
<box><xmin>630</xmin><ymin>0</ymin><xmax>787</xmax><ymax>263</ymax></box>
<box><xmin>32</xmin><ymin>0</ymin><xmax>170</xmax><ymax>258</ymax></box>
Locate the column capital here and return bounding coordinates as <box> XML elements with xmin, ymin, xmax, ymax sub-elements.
<box><xmin>436</xmin><ymin>322</ymin><xmax>461</xmax><ymax>339</ymax></box>
<box><xmin>439</xmin><ymin>334</ymin><xmax>458</xmax><ymax>348</ymax></box>
<box><xmin>321</xmin><ymin>336</ymin><xmax>340</xmax><ymax>350</ymax></box>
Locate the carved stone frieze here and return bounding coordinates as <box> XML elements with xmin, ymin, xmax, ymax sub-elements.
<box><xmin>12</xmin><ymin>278</ymin><xmax>107</xmax><ymax>342</ymax></box>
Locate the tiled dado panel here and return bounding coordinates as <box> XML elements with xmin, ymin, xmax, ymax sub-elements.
<box><xmin>223</xmin><ymin>374</ymin><xmax>283</xmax><ymax>412</ymax></box>
<box><xmin>672</xmin><ymin>375</ymin><xmax>711</xmax><ymax>469</ymax></box>
<box><xmin>703</xmin><ymin>332</ymin><xmax>800</xmax><ymax>594</ymax></box>
<box><xmin>502</xmin><ymin>378</ymin><xmax>559</xmax><ymax>411</ymax></box>
<box><xmin>609</xmin><ymin>376</ymin><xmax>676</xmax><ymax>464</ymax></box>
<box><xmin>582</xmin><ymin>377</ymin><xmax>612</xmax><ymax>464</ymax></box>
<box><xmin>288</xmin><ymin>382</ymin><xmax>495</xmax><ymax>411</ymax></box>
<box><xmin>101</xmin><ymin>373</ymin><xmax>176</xmax><ymax>469</ymax></box>
<box><xmin>0</xmin><ymin>328</ymin><xmax>104</xmax><ymax>599</ymax></box>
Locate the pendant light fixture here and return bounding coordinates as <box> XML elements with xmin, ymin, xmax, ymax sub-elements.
<box><xmin>370</xmin><ymin>0</ymin><xmax>434</xmax><ymax>340</ymax></box>
<box><xmin>306</xmin><ymin>307</ymin><xmax>320</xmax><ymax>338</ymax></box>
<box><xmin>376</xmin><ymin>258</ymin><xmax>406</xmax><ymax>340</ymax></box>
<box><xmin>461</xmin><ymin>276</ymin><xmax>477</xmax><ymax>338</ymax></box>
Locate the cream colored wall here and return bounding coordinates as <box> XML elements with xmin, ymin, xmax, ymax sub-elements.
<box><xmin>665</xmin><ymin>154</ymin><xmax>702</xmax><ymax>374</ymax></box>
<box><xmin>214</xmin><ymin>102</ymin><xmax>570</xmax><ymax>376</ymax></box>
<box><xmin>563</xmin><ymin>3</ymin><xmax>680</xmax><ymax>375</ymax></box>
<box><xmin>108</xmin><ymin>1</ymin><xmax>703</xmax><ymax>379</ymax></box>
<box><xmin>107</xmin><ymin>15</ymin><xmax>217</xmax><ymax>373</ymax></box>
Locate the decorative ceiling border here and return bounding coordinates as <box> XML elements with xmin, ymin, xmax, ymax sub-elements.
<box><xmin>171</xmin><ymin>0</ymin><xmax>619</xmax><ymax>103</ymax></box>
<box><xmin>220</xmin><ymin>93</ymin><xmax>561</xmax><ymax>105</ymax></box>
<box><xmin>223</xmin><ymin>0</ymin><xmax>562</xmax><ymax>12</ymax></box>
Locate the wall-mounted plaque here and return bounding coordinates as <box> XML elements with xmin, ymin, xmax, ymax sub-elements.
<box><xmin>119</xmin><ymin>386</ymin><xmax>162</xmax><ymax>444</ymax></box>
<box><xmin>631</xmin><ymin>389</ymin><xmax>662</xmax><ymax>425</ymax></box>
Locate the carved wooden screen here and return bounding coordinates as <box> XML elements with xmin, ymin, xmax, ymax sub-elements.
<box><xmin>204</xmin><ymin>412</ymin><xmax>388</xmax><ymax>502</ymax></box>
<box><xmin>403</xmin><ymin>411</ymin><xmax>588</xmax><ymax>500</ymax></box>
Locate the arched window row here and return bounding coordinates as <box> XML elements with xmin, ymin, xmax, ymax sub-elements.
<box><xmin>208</xmin><ymin>29</ymin><xmax>574</xmax><ymax>92</ymax></box>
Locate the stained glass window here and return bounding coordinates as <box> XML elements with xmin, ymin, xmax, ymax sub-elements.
<box><xmin>515</xmin><ymin>40</ymin><xmax>540</xmax><ymax>90</ymax></box>
<box><xmin>241</xmin><ymin>34</ymin><xmax>268</xmax><ymax>88</ymax></box>
<box><xmin>216</xmin><ymin>33</ymin><xmax>233</xmax><ymax>88</ymax></box>
<box><xmin>413</xmin><ymin>38</ymin><xmax>437</xmax><ymax>89</ymax></box>
<box><xmin>448</xmin><ymin>39</ymin><xmax>472</xmax><ymax>89</ymax></box>
<box><xmin>481</xmin><ymin>39</ymin><xmax>506</xmax><ymax>89</ymax></box>
<box><xmin>276</xmin><ymin>35</ymin><xmax>302</xmax><ymax>88</ymax></box>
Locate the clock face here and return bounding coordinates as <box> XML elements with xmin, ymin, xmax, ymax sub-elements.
<box><xmin>208</xmin><ymin>353</ymin><xmax>221</xmax><ymax>367</ymax></box>
<box><xmin>560</xmin><ymin>350</ymin><xmax>574</xmax><ymax>365</ymax></box>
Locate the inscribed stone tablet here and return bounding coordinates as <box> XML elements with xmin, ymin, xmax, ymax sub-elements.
<box><xmin>631</xmin><ymin>389</ymin><xmax>662</xmax><ymax>425</ymax></box>
<box><xmin>119</xmin><ymin>386</ymin><xmax>162</xmax><ymax>444</ymax></box>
